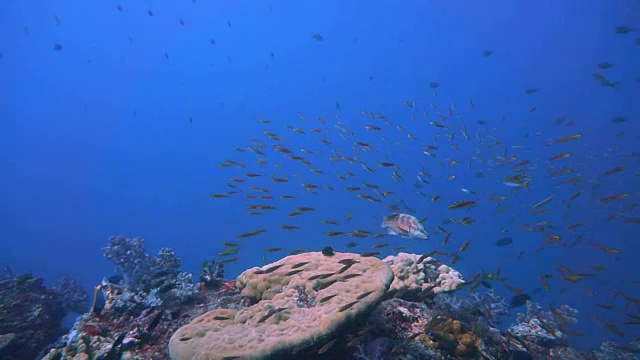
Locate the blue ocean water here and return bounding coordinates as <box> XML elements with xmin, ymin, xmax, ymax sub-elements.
<box><xmin>1</xmin><ymin>0</ymin><xmax>639</xmax><ymax>352</ymax></box>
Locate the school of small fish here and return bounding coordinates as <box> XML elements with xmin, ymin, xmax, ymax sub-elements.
<box><xmin>210</xmin><ymin>82</ymin><xmax>639</xmax><ymax>344</ymax></box>
<box><xmin>203</xmin><ymin>25</ymin><xmax>640</xmax><ymax>346</ymax></box>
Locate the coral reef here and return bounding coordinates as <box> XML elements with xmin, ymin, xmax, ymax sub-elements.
<box><xmin>503</xmin><ymin>300</ymin><xmax>578</xmax><ymax>357</ymax></box>
<box><xmin>102</xmin><ymin>236</ymin><xmax>196</xmax><ymax>306</ymax></box>
<box><xmin>0</xmin><ymin>270</ymin><xmax>87</xmax><ymax>360</ymax></box>
<box><xmin>593</xmin><ymin>341</ymin><xmax>640</xmax><ymax>360</ymax></box>
<box><xmin>349</xmin><ymin>298</ymin><xmax>480</xmax><ymax>359</ymax></box>
<box><xmin>27</xmin><ymin>245</ymin><xmax>638</xmax><ymax>360</ymax></box>
<box><xmin>41</xmin><ymin>236</ymin><xmax>239</xmax><ymax>360</ymax></box>
<box><xmin>169</xmin><ymin>251</ymin><xmax>394</xmax><ymax>360</ymax></box>
<box><xmin>368</xmin><ymin>298</ymin><xmax>435</xmax><ymax>341</ymax></box>
<box><xmin>432</xmin><ymin>291</ymin><xmax>509</xmax><ymax>335</ymax></box>
<box><xmin>198</xmin><ymin>258</ymin><xmax>225</xmax><ymax>290</ymax></box>
<box><xmin>347</xmin><ymin>271</ymin><xmax>637</xmax><ymax>359</ymax></box>
<box><xmin>419</xmin><ymin>317</ymin><xmax>480</xmax><ymax>358</ymax></box>
<box><xmin>101</xmin><ymin>236</ymin><xmax>150</xmax><ymax>289</ymax></box>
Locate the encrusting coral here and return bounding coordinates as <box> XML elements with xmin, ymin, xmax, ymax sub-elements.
<box><xmin>168</xmin><ymin>251</ymin><xmax>394</xmax><ymax>360</ymax></box>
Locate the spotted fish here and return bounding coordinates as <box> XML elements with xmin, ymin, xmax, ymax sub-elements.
<box><xmin>381</xmin><ymin>213</ymin><xmax>428</xmax><ymax>239</ymax></box>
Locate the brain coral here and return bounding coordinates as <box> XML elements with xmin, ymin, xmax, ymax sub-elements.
<box><xmin>168</xmin><ymin>252</ymin><xmax>394</xmax><ymax>360</ymax></box>
<box><xmin>383</xmin><ymin>252</ymin><xmax>464</xmax><ymax>297</ymax></box>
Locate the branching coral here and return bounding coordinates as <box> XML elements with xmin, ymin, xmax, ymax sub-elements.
<box><xmin>508</xmin><ymin>300</ymin><xmax>578</xmax><ymax>348</ymax></box>
<box><xmin>432</xmin><ymin>290</ymin><xmax>509</xmax><ymax>334</ymax></box>
<box><xmin>102</xmin><ymin>236</ymin><xmax>151</xmax><ymax>289</ymax></box>
<box><xmin>102</xmin><ymin>236</ymin><xmax>195</xmax><ymax>305</ymax></box>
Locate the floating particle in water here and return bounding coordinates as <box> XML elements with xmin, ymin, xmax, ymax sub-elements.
<box><xmin>614</xmin><ymin>25</ymin><xmax>633</xmax><ymax>34</ymax></box>
<box><xmin>597</xmin><ymin>62</ymin><xmax>614</xmax><ymax>69</ymax></box>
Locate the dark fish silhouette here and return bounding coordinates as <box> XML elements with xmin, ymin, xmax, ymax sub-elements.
<box><xmin>510</xmin><ymin>293</ymin><xmax>531</xmax><ymax>307</ymax></box>
<box><xmin>496</xmin><ymin>237</ymin><xmax>513</xmax><ymax>246</ymax></box>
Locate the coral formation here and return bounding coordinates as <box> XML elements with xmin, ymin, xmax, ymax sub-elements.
<box><xmin>102</xmin><ymin>236</ymin><xmax>196</xmax><ymax>307</ymax></box>
<box><xmin>418</xmin><ymin>316</ymin><xmax>479</xmax><ymax>358</ymax></box>
<box><xmin>368</xmin><ymin>298</ymin><xmax>435</xmax><ymax>340</ymax></box>
<box><xmin>0</xmin><ymin>270</ymin><xmax>87</xmax><ymax>359</ymax></box>
<box><xmin>22</xmin><ymin>243</ymin><xmax>637</xmax><ymax>360</ymax></box>
<box><xmin>594</xmin><ymin>341</ymin><xmax>640</xmax><ymax>360</ymax></box>
<box><xmin>502</xmin><ymin>300</ymin><xmax>580</xmax><ymax>357</ymax></box>
<box><xmin>41</xmin><ymin>236</ymin><xmax>213</xmax><ymax>360</ymax></box>
<box><xmin>432</xmin><ymin>291</ymin><xmax>509</xmax><ymax>334</ymax></box>
<box><xmin>383</xmin><ymin>252</ymin><xmax>464</xmax><ymax>299</ymax></box>
<box><xmin>351</xmin><ymin>298</ymin><xmax>480</xmax><ymax>359</ymax></box>
<box><xmin>352</xmin><ymin>298</ymin><xmax>436</xmax><ymax>358</ymax></box>
<box><xmin>52</xmin><ymin>274</ymin><xmax>90</xmax><ymax>315</ymax></box>
<box><xmin>509</xmin><ymin>317</ymin><xmax>567</xmax><ymax>347</ymax></box>
<box><xmin>102</xmin><ymin>236</ymin><xmax>151</xmax><ymax>289</ymax></box>
<box><xmin>168</xmin><ymin>251</ymin><xmax>394</xmax><ymax>360</ymax></box>
<box><xmin>198</xmin><ymin>259</ymin><xmax>225</xmax><ymax>290</ymax></box>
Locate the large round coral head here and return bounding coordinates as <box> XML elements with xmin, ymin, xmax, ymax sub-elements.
<box><xmin>168</xmin><ymin>251</ymin><xmax>394</xmax><ymax>360</ymax></box>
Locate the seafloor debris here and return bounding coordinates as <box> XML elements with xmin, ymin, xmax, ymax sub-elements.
<box><xmin>30</xmin><ymin>239</ymin><xmax>639</xmax><ymax>359</ymax></box>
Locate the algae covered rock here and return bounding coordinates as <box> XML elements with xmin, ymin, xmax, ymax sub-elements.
<box><xmin>168</xmin><ymin>252</ymin><xmax>394</xmax><ymax>360</ymax></box>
